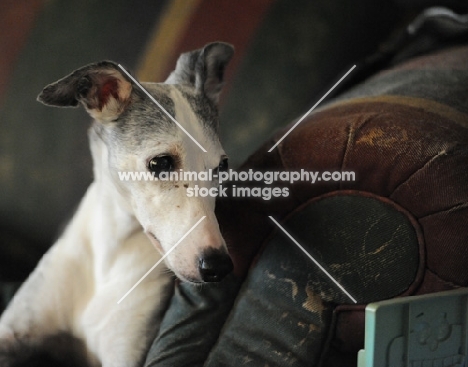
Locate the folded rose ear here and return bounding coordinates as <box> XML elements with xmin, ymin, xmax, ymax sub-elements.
<box><xmin>37</xmin><ymin>61</ymin><xmax>133</xmax><ymax>122</ymax></box>
<box><xmin>165</xmin><ymin>42</ymin><xmax>234</xmax><ymax>104</ymax></box>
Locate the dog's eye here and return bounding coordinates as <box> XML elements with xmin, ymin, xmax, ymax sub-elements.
<box><xmin>218</xmin><ymin>158</ymin><xmax>228</xmax><ymax>172</ymax></box>
<box><xmin>213</xmin><ymin>158</ymin><xmax>228</xmax><ymax>176</ymax></box>
<box><xmin>148</xmin><ymin>155</ymin><xmax>175</xmax><ymax>176</ymax></box>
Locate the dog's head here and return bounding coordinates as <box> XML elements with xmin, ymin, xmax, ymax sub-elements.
<box><xmin>37</xmin><ymin>42</ymin><xmax>234</xmax><ymax>283</ymax></box>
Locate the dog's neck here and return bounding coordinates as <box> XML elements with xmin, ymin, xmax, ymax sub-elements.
<box><xmin>67</xmin><ymin>126</ymin><xmax>144</xmax><ymax>281</ymax></box>
<box><xmin>89</xmin><ymin>125</ymin><xmax>139</xmax><ymax>233</ymax></box>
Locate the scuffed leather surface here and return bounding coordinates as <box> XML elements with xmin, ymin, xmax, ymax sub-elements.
<box><xmin>147</xmin><ymin>45</ymin><xmax>468</xmax><ymax>366</ymax></box>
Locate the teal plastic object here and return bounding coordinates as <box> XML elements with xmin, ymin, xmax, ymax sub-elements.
<box><xmin>358</xmin><ymin>288</ymin><xmax>468</xmax><ymax>367</ymax></box>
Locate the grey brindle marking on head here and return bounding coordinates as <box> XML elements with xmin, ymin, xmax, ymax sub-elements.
<box><xmin>175</xmin><ymin>85</ymin><xmax>220</xmax><ymax>132</ymax></box>
<box><xmin>111</xmin><ymin>84</ymin><xmax>178</xmax><ymax>146</ymax></box>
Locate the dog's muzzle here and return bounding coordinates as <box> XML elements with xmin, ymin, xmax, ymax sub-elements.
<box><xmin>198</xmin><ymin>249</ymin><xmax>233</xmax><ymax>282</ymax></box>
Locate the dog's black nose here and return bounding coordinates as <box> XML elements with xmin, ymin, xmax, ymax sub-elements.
<box><xmin>199</xmin><ymin>250</ymin><xmax>233</xmax><ymax>282</ymax></box>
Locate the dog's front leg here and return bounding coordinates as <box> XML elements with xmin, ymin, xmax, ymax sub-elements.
<box><xmin>80</xmin><ymin>244</ymin><xmax>174</xmax><ymax>367</ymax></box>
<box><xmin>0</xmin><ymin>239</ymin><xmax>95</xmax><ymax>365</ymax></box>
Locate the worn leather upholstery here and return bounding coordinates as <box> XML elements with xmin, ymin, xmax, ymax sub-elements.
<box><xmin>145</xmin><ymin>45</ymin><xmax>468</xmax><ymax>367</ymax></box>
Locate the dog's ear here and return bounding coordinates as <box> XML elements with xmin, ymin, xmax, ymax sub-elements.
<box><xmin>166</xmin><ymin>42</ymin><xmax>234</xmax><ymax>104</ymax></box>
<box><xmin>37</xmin><ymin>61</ymin><xmax>133</xmax><ymax>122</ymax></box>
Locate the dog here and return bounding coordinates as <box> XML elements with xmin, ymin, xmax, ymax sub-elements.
<box><xmin>0</xmin><ymin>42</ymin><xmax>234</xmax><ymax>367</ymax></box>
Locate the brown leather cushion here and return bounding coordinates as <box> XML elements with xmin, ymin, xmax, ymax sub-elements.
<box><xmin>215</xmin><ymin>45</ymin><xmax>468</xmax><ymax>365</ymax></box>
<box><xmin>222</xmin><ymin>44</ymin><xmax>468</xmax><ymax>286</ymax></box>
<box><xmin>145</xmin><ymin>45</ymin><xmax>468</xmax><ymax>367</ymax></box>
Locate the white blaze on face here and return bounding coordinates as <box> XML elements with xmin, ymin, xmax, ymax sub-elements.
<box><xmin>126</xmin><ymin>86</ymin><xmax>228</xmax><ymax>282</ymax></box>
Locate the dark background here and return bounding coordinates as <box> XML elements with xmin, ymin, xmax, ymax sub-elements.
<box><xmin>1</xmin><ymin>0</ymin><xmax>467</xmax><ymax>281</ymax></box>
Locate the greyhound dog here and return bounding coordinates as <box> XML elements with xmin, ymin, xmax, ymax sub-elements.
<box><xmin>0</xmin><ymin>42</ymin><xmax>234</xmax><ymax>367</ymax></box>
